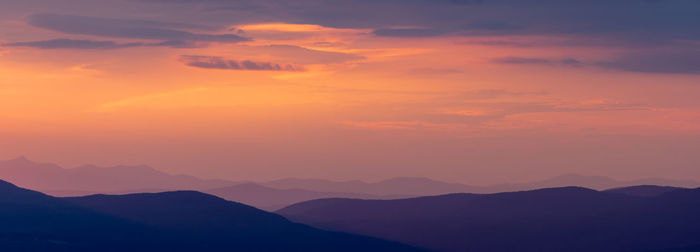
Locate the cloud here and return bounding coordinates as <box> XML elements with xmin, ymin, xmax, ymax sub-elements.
<box><xmin>334</xmin><ymin>99</ymin><xmax>648</xmax><ymax>130</ymax></box>
<box><xmin>3</xmin><ymin>39</ymin><xmax>143</xmax><ymax>49</ymax></box>
<box><xmin>408</xmin><ymin>68</ymin><xmax>463</xmax><ymax>75</ymax></box>
<box><xmin>492</xmin><ymin>57</ymin><xmax>549</xmax><ymax>65</ymax></box>
<box><xmin>596</xmin><ymin>50</ymin><xmax>700</xmax><ymax>75</ymax></box>
<box><xmin>27</xmin><ymin>13</ymin><xmax>249</xmax><ymax>43</ymax></box>
<box><xmin>335</xmin><ymin>120</ymin><xmax>444</xmax><ymax>131</ymax></box>
<box><xmin>371</xmin><ymin>21</ymin><xmax>521</xmax><ymax>38</ymax></box>
<box><xmin>491</xmin><ymin>57</ymin><xmax>582</xmax><ymax>67</ymax></box>
<box><xmin>462</xmin><ymin>40</ymin><xmax>534</xmax><ymax>47</ymax></box>
<box><xmin>458</xmin><ymin>21</ymin><xmax>523</xmax><ymax>36</ymax></box>
<box><xmin>372</xmin><ymin>28</ymin><xmax>446</xmax><ymax>37</ymax></box>
<box><xmin>3</xmin><ymin>38</ymin><xmax>205</xmax><ymax>50</ymax></box>
<box><xmin>179</xmin><ymin>55</ymin><xmax>305</xmax><ymax>71</ymax></box>
<box><xmin>490</xmin><ymin>50</ymin><xmax>700</xmax><ymax>75</ymax></box>
<box><xmin>151</xmin><ymin>40</ymin><xmax>203</xmax><ymax>48</ymax></box>
<box><xmin>137</xmin><ymin>0</ymin><xmax>484</xmax><ymax>5</ymax></box>
<box><xmin>493</xmin><ymin>51</ymin><xmax>700</xmax><ymax>75</ymax></box>
<box><xmin>319</xmin><ymin>87</ymin><xmax>641</xmax><ymax>127</ymax></box>
<box><xmin>252</xmin><ymin>45</ymin><xmax>364</xmax><ymax>64</ymax></box>
<box><xmin>222</xmin><ymin>44</ymin><xmax>364</xmax><ymax>65</ymax></box>
<box><xmin>11</xmin><ymin>2</ymin><xmax>700</xmax><ymax>75</ymax></box>
<box><xmin>449</xmin><ymin>89</ymin><xmax>548</xmax><ymax>100</ymax></box>
<box><xmin>128</xmin><ymin>0</ymin><xmax>700</xmax><ymax>46</ymax></box>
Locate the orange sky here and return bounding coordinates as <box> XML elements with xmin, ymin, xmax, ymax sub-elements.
<box><xmin>1</xmin><ymin>1</ymin><xmax>700</xmax><ymax>184</ymax></box>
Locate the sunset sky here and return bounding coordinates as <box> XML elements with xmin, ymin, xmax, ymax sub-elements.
<box><xmin>1</xmin><ymin>0</ymin><xmax>699</xmax><ymax>184</ymax></box>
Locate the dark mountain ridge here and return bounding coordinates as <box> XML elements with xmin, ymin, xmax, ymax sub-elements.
<box><xmin>0</xmin><ymin>179</ymin><xmax>423</xmax><ymax>252</ymax></box>
<box><xmin>264</xmin><ymin>174</ymin><xmax>700</xmax><ymax>195</ymax></box>
<box><xmin>205</xmin><ymin>183</ymin><xmax>412</xmax><ymax>211</ymax></box>
<box><xmin>604</xmin><ymin>185</ymin><xmax>683</xmax><ymax>197</ymax></box>
<box><xmin>278</xmin><ymin>186</ymin><xmax>700</xmax><ymax>252</ymax></box>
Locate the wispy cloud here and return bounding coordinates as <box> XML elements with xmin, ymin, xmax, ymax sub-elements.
<box><xmin>372</xmin><ymin>28</ymin><xmax>446</xmax><ymax>37</ymax></box>
<box><xmin>492</xmin><ymin>51</ymin><xmax>700</xmax><ymax>75</ymax></box>
<box><xmin>136</xmin><ymin>0</ymin><xmax>700</xmax><ymax>45</ymax></box>
<box><xmin>249</xmin><ymin>45</ymin><xmax>364</xmax><ymax>64</ymax></box>
<box><xmin>27</xmin><ymin>13</ymin><xmax>248</xmax><ymax>44</ymax></box>
<box><xmin>462</xmin><ymin>40</ymin><xmax>534</xmax><ymax>47</ymax></box>
<box><xmin>179</xmin><ymin>55</ymin><xmax>305</xmax><ymax>71</ymax></box>
<box><xmin>596</xmin><ymin>50</ymin><xmax>700</xmax><ymax>75</ymax></box>
<box><xmin>4</xmin><ymin>39</ymin><xmax>143</xmax><ymax>49</ymax></box>
<box><xmin>3</xmin><ymin>38</ymin><xmax>205</xmax><ymax>50</ymax></box>
<box><xmin>491</xmin><ymin>57</ymin><xmax>583</xmax><ymax>67</ymax></box>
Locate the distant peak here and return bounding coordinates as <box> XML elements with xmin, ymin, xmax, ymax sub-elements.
<box><xmin>5</xmin><ymin>155</ymin><xmax>32</xmax><ymax>163</ymax></box>
<box><xmin>554</xmin><ymin>173</ymin><xmax>586</xmax><ymax>178</ymax></box>
<box><xmin>549</xmin><ymin>173</ymin><xmax>613</xmax><ymax>180</ymax></box>
<box><xmin>382</xmin><ymin>177</ymin><xmax>440</xmax><ymax>183</ymax></box>
<box><xmin>74</xmin><ymin>164</ymin><xmax>158</xmax><ymax>172</ymax></box>
<box><xmin>0</xmin><ymin>179</ymin><xmax>19</xmax><ymax>189</ymax></box>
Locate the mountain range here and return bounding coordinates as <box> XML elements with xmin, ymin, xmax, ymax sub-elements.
<box><xmin>205</xmin><ymin>183</ymin><xmax>411</xmax><ymax>211</ymax></box>
<box><xmin>0</xmin><ymin>179</ymin><xmax>423</xmax><ymax>251</ymax></box>
<box><xmin>278</xmin><ymin>185</ymin><xmax>700</xmax><ymax>252</ymax></box>
<box><xmin>262</xmin><ymin>174</ymin><xmax>700</xmax><ymax>195</ymax></box>
<box><xmin>3</xmin><ymin>155</ymin><xmax>700</xmax><ymax>251</ymax></box>
<box><xmin>2</xmin><ymin>156</ymin><xmax>699</xmax><ymax>211</ymax></box>
<box><xmin>0</xmin><ymin>156</ymin><xmax>235</xmax><ymax>193</ymax></box>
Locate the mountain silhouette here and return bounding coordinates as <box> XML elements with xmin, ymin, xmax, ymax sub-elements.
<box><xmin>604</xmin><ymin>185</ymin><xmax>684</xmax><ymax>197</ymax></box>
<box><xmin>0</xmin><ymin>156</ymin><xmax>235</xmax><ymax>194</ymax></box>
<box><xmin>264</xmin><ymin>174</ymin><xmax>700</xmax><ymax>195</ymax></box>
<box><xmin>0</xmin><ymin>179</ymin><xmax>423</xmax><ymax>251</ymax></box>
<box><xmin>506</xmin><ymin>173</ymin><xmax>699</xmax><ymax>191</ymax></box>
<box><xmin>6</xmin><ymin>156</ymin><xmax>700</xmax><ymax>199</ymax></box>
<box><xmin>278</xmin><ymin>187</ymin><xmax>700</xmax><ymax>252</ymax></box>
<box><xmin>64</xmin><ymin>191</ymin><xmax>423</xmax><ymax>251</ymax></box>
<box><xmin>263</xmin><ymin>177</ymin><xmax>481</xmax><ymax>195</ymax></box>
<box><xmin>4</xmin><ymin>156</ymin><xmax>699</xmax><ymax>209</ymax></box>
<box><xmin>0</xmin><ymin>179</ymin><xmax>161</xmax><ymax>251</ymax></box>
<box><xmin>205</xmin><ymin>183</ymin><xmax>411</xmax><ymax>211</ymax></box>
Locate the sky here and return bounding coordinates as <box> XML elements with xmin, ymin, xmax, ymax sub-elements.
<box><xmin>1</xmin><ymin>0</ymin><xmax>699</xmax><ymax>185</ymax></box>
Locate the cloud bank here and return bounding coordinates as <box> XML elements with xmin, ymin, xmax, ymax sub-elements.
<box><xmin>27</xmin><ymin>13</ymin><xmax>248</xmax><ymax>43</ymax></box>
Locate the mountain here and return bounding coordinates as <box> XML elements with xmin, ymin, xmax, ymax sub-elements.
<box><xmin>505</xmin><ymin>173</ymin><xmax>700</xmax><ymax>191</ymax></box>
<box><xmin>0</xmin><ymin>156</ymin><xmax>236</xmax><ymax>194</ymax></box>
<box><xmin>0</xmin><ymin>179</ymin><xmax>423</xmax><ymax>251</ymax></box>
<box><xmin>205</xmin><ymin>183</ymin><xmax>412</xmax><ymax>211</ymax></box>
<box><xmin>278</xmin><ymin>187</ymin><xmax>700</xmax><ymax>252</ymax></box>
<box><xmin>0</xmin><ymin>157</ymin><xmax>414</xmax><ymax>210</ymax></box>
<box><xmin>264</xmin><ymin>174</ymin><xmax>700</xmax><ymax>196</ymax></box>
<box><xmin>4</xmin><ymin>156</ymin><xmax>698</xmax><ymax>201</ymax></box>
<box><xmin>604</xmin><ymin>185</ymin><xmax>684</xmax><ymax>197</ymax></box>
<box><xmin>263</xmin><ymin>177</ymin><xmax>480</xmax><ymax>195</ymax></box>
<box><xmin>64</xmin><ymin>191</ymin><xmax>423</xmax><ymax>251</ymax></box>
<box><xmin>0</xmin><ymin>179</ymin><xmax>166</xmax><ymax>251</ymax></box>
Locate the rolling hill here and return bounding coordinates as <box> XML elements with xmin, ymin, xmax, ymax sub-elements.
<box><xmin>604</xmin><ymin>185</ymin><xmax>684</xmax><ymax>197</ymax></box>
<box><xmin>0</xmin><ymin>179</ymin><xmax>423</xmax><ymax>251</ymax></box>
<box><xmin>264</xmin><ymin>174</ymin><xmax>700</xmax><ymax>195</ymax></box>
<box><xmin>278</xmin><ymin>187</ymin><xmax>700</xmax><ymax>252</ymax></box>
<box><xmin>205</xmin><ymin>183</ymin><xmax>411</xmax><ymax>211</ymax></box>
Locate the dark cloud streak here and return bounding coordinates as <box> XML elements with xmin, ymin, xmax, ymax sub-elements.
<box><xmin>373</xmin><ymin>28</ymin><xmax>446</xmax><ymax>37</ymax></box>
<box><xmin>179</xmin><ymin>55</ymin><xmax>305</xmax><ymax>71</ymax></box>
<box><xmin>493</xmin><ymin>52</ymin><xmax>700</xmax><ymax>75</ymax></box>
<box><xmin>4</xmin><ymin>39</ymin><xmax>143</xmax><ymax>49</ymax></box>
<box><xmin>137</xmin><ymin>0</ymin><xmax>700</xmax><ymax>43</ymax></box>
<box><xmin>492</xmin><ymin>57</ymin><xmax>582</xmax><ymax>67</ymax></box>
<box><xmin>27</xmin><ymin>13</ymin><xmax>249</xmax><ymax>43</ymax></box>
<box><xmin>3</xmin><ymin>38</ymin><xmax>204</xmax><ymax>50</ymax></box>
<box><xmin>596</xmin><ymin>50</ymin><xmax>700</xmax><ymax>74</ymax></box>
